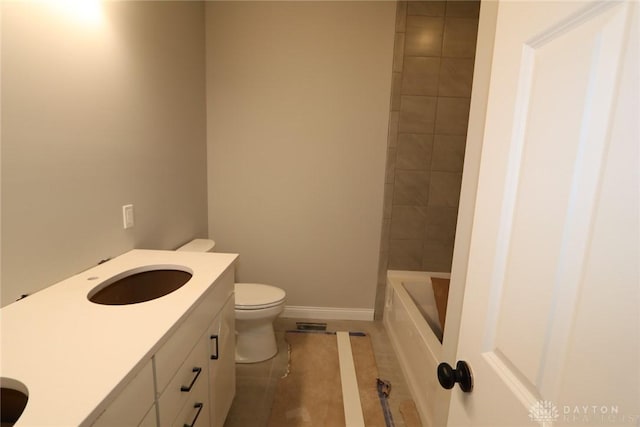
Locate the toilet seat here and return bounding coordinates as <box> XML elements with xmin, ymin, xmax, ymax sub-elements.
<box><xmin>235</xmin><ymin>283</ymin><xmax>286</xmax><ymax>310</ymax></box>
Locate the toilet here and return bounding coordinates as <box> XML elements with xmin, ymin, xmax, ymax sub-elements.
<box><xmin>176</xmin><ymin>239</ymin><xmax>286</xmax><ymax>363</ymax></box>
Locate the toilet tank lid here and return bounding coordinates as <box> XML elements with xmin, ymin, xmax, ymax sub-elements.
<box><xmin>176</xmin><ymin>239</ymin><xmax>216</xmax><ymax>252</ymax></box>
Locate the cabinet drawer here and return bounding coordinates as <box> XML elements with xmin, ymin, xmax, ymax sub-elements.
<box><xmin>157</xmin><ymin>331</ymin><xmax>209</xmax><ymax>427</ymax></box>
<box><xmin>92</xmin><ymin>359</ymin><xmax>154</xmax><ymax>427</ymax></box>
<box><xmin>171</xmin><ymin>365</ymin><xmax>210</xmax><ymax>427</ymax></box>
<box><xmin>155</xmin><ymin>268</ymin><xmax>234</xmax><ymax>393</ymax></box>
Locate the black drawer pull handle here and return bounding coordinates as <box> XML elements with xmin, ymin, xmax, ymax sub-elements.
<box><xmin>180</xmin><ymin>367</ymin><xmax>202</xmax><ymax>392</ymax></box>
<box><xmin>210</xmin><ymin>334</ymin><xmax>219</xmax><ymax>360</ymax></box>
<box><xmin>183</xmin><ymin>402</ymin><xmax>204</xmax><ymax>427</ymax></box>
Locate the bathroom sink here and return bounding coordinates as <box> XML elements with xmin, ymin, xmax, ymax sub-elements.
<box><xmin>88</xmin><ymin>269</ymin><xmax>192</xmax><ymax>305</ymax></box>
<box><xmin>1</xmin><ymin>380</ymin><xmax>28</xmax><ymax>427</ymax></box>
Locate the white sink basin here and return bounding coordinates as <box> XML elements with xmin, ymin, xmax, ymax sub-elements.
<box><xmin>88</xmin><ymin>268</ymin><xmax>192</xmax><ymax>305</ymax></box>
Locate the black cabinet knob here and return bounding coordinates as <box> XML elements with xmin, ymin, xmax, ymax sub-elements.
<box><xmin>437</xmin><ymin>360</ymin><xmax>473</xmax><ymax>392</ymax></box>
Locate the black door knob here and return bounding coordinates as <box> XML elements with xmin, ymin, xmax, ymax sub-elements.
<box><xmin>437</xmin><ymin>360</ymin><xmax>473</xmax><ymax>392</ymax></box>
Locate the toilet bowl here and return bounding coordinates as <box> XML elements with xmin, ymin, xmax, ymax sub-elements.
<box><xmin>235</xmin><ymin>283</ymin><xmax>285</xmax><ymax>363</ymax></box>
<box><xmin>176</xmin><ymin>239</ymin><xmax>286</xmax><ymax>364</ymax></box>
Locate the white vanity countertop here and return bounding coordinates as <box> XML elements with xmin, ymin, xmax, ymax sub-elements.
<box><xmin>0</xmin><ymin>249</ymin><xmax>238</xmax><ymax>426</ymax></box>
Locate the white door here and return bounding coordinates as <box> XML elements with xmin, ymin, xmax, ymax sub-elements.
<box><xmin>447</xmin><ymin>1</ymin><xmax>639</xmax><ymax>426</ymax></box>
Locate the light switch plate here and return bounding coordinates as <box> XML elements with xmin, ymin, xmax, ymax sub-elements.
<box><xmin>122</xmin><ymin>204</ymin><xmax>134</xmax><ymax>229</ymax></box>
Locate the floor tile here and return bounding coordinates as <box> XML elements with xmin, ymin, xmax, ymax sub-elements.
<box><xmin>223</xmin><ymin>318</ymin><xmax>416</xmax><ymax>427</ymax></box>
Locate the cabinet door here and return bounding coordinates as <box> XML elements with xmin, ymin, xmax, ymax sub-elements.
<box><xmin>208</xmin><ymin>295</ymin><xmax>236</xmax><ymax>427</ymax></box>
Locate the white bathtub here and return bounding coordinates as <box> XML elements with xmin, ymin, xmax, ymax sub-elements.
<box><xmin>383</xmin><ymin>270</ymin><xmax>450</xmax><ymax>427</ymax></box>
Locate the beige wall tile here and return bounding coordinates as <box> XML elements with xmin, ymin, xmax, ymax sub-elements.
<box><xmin>424</xmin><ymin>206</ymin><xmax>459</xmax><ymax>244</ymax></box>
<box><xmin>421</xmin><ymin>240</ymin><xmax>454</xmax><ymax>272</ymax></box>
<box><xmin>445</xmin><ymin>0</ymin><xmax>480</xmax><ymax>18</ymax></box>
<box><xmin>386</xmin><ymin>147</ymin><xmax>397</xmax><ymax>183</ymax></box>
<box><xmin>399</xmin><ymin>95</ymin><xmax>437</xmax><ymax>133</ymax></box>
<box><xmin>442</xmin><ymin>17</ymin><xmax>479</xmax><ymax>58</ymax></box>
<box><xmin>438</xmin><ymin>57</ymin><xmax>474</xmax><ymax>97</ymax></box>
<box><xmin>401</xmin><ymin>56</ymin><xmax>440</xmax><ymax>96</ymax></box>
<box><xmin>377</xmin><ymin>250</ymin><xmax>389</xmax><ymax>290</ymax></box>
<box><xmin>389</xmin><ymin>239</ymin><xmax>423</xmax><ymax>270</ymax></box>
<box><xmin>396</xmin><ymin>133</ymin><xmax>433</xmax><ymax>170</ymax></box>
<box><xmin>381</xmin><ymin>217</ymin><xmax>392</xmax><ymax>246</ymax></box>
<box><xmin>378</xmin><ymin>256</ymin><xmax>389</xmax><ymax>284</ymax></box>
<box><xmin>390</xmin><ymin>205</ymin><xmax>428</xmax><ymax>239</ymax></box>
<box><xmin>396</xmin><ymin>1</ymin><xmax>407</xmax><ymax>32</ymax></box>
<box><xmin>393</xmin><ymin>170</ymin><xmax>430</xmax><ymax>205</ymax></box>
<box><xmin>374</xmin><ymin>278</ymin><xmax>387</xmax><ymax>320</ymax></box>
<box><xmin>378</xmin><ymin>0</ymin><xmax>480</xmax><ymax>276</ymax></box>
<box><xmin>393</xmin><ymin>32</ymin><xmax>405</xmax><ymax>72</ymax></box>
<box><xmin>405</xmin><ymin>16</ymin><xmax>444</xmax><ymax>57</ymax></box>
<box><xmin>391</xmin><ymin>72</ymin><xmax>402</xmax><ymax>111</ymax></box>
<box><xmin>428</xmin><ymin>171</ymin><xmax>462</xmax><ymax>207</ymax></box>
<box><xmin>379</xmin><ymin>224</ymin><xmax>390</xmax><ymax>295</ymax></box>
<box><xmin>388</xmin><ymin>111</ymin><xmax>399</xmax><ymax>147</ymax></box>
<box><xmin>435</xmin><ymin>97</ymin><xmax>471</xmax><ymax>135</ymax></box>
<box><xmin>383</xmin><ymin>183</ymin><xmax>394</xmax><ymax>219</ymax></box>
<box><xmin>408</xmin><ymin>1</ymin><xmax>446</xmax><ymax>17</ymax></box>
<box><xmin>432</xmin><ymin>134</ymin><xmax>466</xmax><ymax>172</ymax></box>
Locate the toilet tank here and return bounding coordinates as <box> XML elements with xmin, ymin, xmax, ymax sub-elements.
<box><xmin>176</xmin><ymin>239</ymin><xmax>216</xmax><ymax>253</ymax></box>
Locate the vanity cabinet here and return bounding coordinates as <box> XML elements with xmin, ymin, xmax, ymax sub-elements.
<box><xmin>154</xmin><ymin>268</ymin><xmax>233</xmax><ymax>392</ymax></box>
<box><xmin>168</xmin><ymin>349</ymin><xmax>211</xmax><ymax>427</ymax></box>
<box><xmin>157</xmin><ymin>333</ymin><xmax>210</xmax><ymax>426</ymax></box>
<box><xmin>92</xmin><ymin>268</ymin><xmax>236</xmax><ymax>427</ymax></box>
<box><xmin>0</xmin><ymin>250</ymin><xmax>240</xmax><ymax>427</ymax></box>
<box><xmin>208</xmin><ymin>296</ymin><xmax>235</xmax><ymax>427</ymax></box>
<box><xmin>92</xmin><ymin>360</ymin><xmax>156</xmax><ymax>427</ymax></box>
<box><xmin>166</xmin><ymin>295</ymin><xmax>235</xmax><ymax>427</ymax></box>
<box><xmin>154</xmin><ymin>268</ymin><xmax>235</xmax><ymax>427</ymax></box>
<box><xmin>139</xmin><ymin>406</ymin><xmax>158</xmax><ymax>427</ymax></box>
<box><xmin>157</xmin><ymin>296</ymin><xmax>235</xmax><ymax>427</ymax></box>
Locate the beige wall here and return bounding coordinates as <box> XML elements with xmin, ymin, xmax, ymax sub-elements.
<box><xmin>205</xmin><ymin>2</ymin><xmax>395</xmax><ymax>310</ymax></box>
<box><xmin>1</xmin><ymin>2</ymin><xmax>208</xmax><ymax>306</ymax></box>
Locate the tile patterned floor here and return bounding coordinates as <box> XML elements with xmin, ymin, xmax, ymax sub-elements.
<box><xmin>223</xmin><ymin>318</ymin><xmax>415</xmax><ymax>427</ymax></box>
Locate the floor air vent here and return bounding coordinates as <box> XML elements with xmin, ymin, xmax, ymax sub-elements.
<box><xmin>295</xmin><ymin>322</ymin><xmax>327</xmax><ymax>331</ymax></box>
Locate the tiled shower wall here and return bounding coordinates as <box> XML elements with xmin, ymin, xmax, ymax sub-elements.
<box><xmin>375</xmin><ymin>1</ymin><xmax>480</xmax><ymax>317</ymax></box>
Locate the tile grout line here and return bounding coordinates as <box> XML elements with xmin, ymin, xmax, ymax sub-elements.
<box><xmin>336</xmin><ymin>331</ymin><xmax>366</xmax><ymax>427</ymax></box>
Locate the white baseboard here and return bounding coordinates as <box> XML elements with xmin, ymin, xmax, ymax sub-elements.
<box><xmin>281</xmin><ymin>305</ymin><xmax>374</xmax><ymax>321</ymax></box>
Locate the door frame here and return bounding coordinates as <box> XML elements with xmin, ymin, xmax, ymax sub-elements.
<box><xmin>436</xmin><ymin>2</ymin><xmax>499</xmax><ymax>425</ymax></box>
